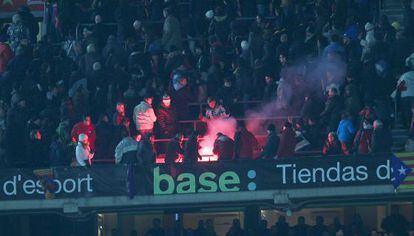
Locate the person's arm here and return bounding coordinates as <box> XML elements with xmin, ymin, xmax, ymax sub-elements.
<box><xmin>114</xmin><ymin>140</ymin><xmax>123</xmax><ymax>164</ymax></box>
<box><xmin>148</xmin><ymin>107</ymin><xmax>157</xmax><ymax>123</ymax></box>
<box><xmin>162</xmin><ymin>19</ymin><xmax>172</xmax><ymax>46</ymax></box>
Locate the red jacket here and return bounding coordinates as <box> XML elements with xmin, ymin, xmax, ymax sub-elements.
<box><xmin>0</xmin><ymin>43</ymin><xmax>13</xmax><ymax>73</ymax></box>
<box><xmin>71</xmin><ymin>122</ymin><xmax>96</xmax><ymax>150</ymax></box>
<box><xmin>277</xmin><ymin>128</ymin><xmax>296</xmax><ymax>157</ymax></box>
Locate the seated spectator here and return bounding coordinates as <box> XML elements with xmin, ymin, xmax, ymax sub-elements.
<box><xmin>156</xmin><ymin>94</ymin><xmax>177</xmax><ymax>138</ymax></box>
<box><xmin>337</xmin><ymin>112</ymin><xmax>356</xmax><ymax>155</ymax></box>
<box><xmin>114</xmin><ymin>130</ymin><xmax>141</xmax><ymax>164</ymax></box>
<box><xmin>371</xmin><ymin>120</ymin><xmax>392</xmax><ymax>153</ymax></box>
<box><xmin>353</xmin><ymin>120</ymin><xmax>374</xmax><ymax>154</ymax></box>
<box><xmin>234</xmin><ymin>121</ymin><xmax>259</xmax><ymax>160</ymax></box>
<box><xmin>133</xmin><ymin>94</ymin><xmax>157</xmax><ymax>136</ymax></box>
<box><xmin>71</xmin><ymin>115</ymin><xmax>96</xmax><ymax>150</ymax></box>
<box><xmin>323</xmin><ymin>132</ymin><xmax>343</xmax><ymax>156</ymax></box>
<box><xmin>259</xmin><ymin>124</ymin><xmax>279</xmax><ymax>159</ymax></box>
<box><xmin>213</xmin><ymin>132</ymin><xmax>235</xmax><ymax>161</ymax></box>
<box><xmin>277</xmin><ymin>122</ymin><xmax>296</xmax><ymax>158</ymax></box>
<box><xmin>202</xmin><ymin>97</ymin><xmax>229</xmax><ymax>121</ymax></box>
<box><xmin>165</xmin><ymin>133</ymin><xmax>184</xmax><ymax>164</ymax></box>
<box><xmin>75</xmin><ymin>134</ymin><xmax>94</xmax><ymax>167</ymax></box>
<box><xmin>184</xmin><ymin>131</ymin><xmax>202</xmax><ymax>163</ymax></box>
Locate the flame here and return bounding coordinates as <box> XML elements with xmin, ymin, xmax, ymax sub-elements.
<box><xmin>199</xmin><ymin>146</ymin><xmax>218</xmax><ymax>162</ymax></box>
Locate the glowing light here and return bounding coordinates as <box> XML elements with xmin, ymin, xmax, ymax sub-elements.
<box><xmin>199</xmin><ymin>146</ymin><xmax>218</xmax><ymax>162</ymax></box>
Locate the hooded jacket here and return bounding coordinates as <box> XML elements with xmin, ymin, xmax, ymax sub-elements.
<box><xmin>133</xmin><ymin>101</ymin><xmax>157</xmax><ymax>131</ymax></box>
<box><xmin>213</xmin><ymin>134</ymin><xmax>234</xmax><ymax>160</ymax></box>
<box><xmin>114</xmin><ymin>137</ymin><xmax>139</xmax><ymax>164</ymax></box>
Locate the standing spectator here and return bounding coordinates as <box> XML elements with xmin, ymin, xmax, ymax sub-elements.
<box><xmin>257</xmin><ymin>220</ymin><xmax>271</xmax><ymax>236</ymax></box>
<box><xmin>75</xmin><ymin>133</ymin><xmax>94</xmax><ymax>167</ymax></box>
<box><xmin>353</xmin><ymin>120</ymin><xmax>374</xmax><ymax>154</ymax></box>
<box><xmin>234</xmin><ymin>121</ymin><xmax>259</xmax><ymax>160</ymax></box>
<box><xmin>291</xmin><ymin>216</ymin><xmax>310</xmax><ymax>236</ymax></box>
<box><xmin>393</xmin><ymin>53</ymin><xmax>414</xmax><ymax>128</ymax></box>
<box><xmin>213</xmin><ymin>132</ymin><xmax>235</xmax><ymax>161</ymax></box>
<box><xmin>112</xmin><ymin>102</ymin><xmax>126</xmax><ymax>126</ymax></box>
<box><xmin>277</xmin><ymin>122</ymin><xmax>296</xmax><ymax>158</ymax></box>
<box><xmin>226</xmin><ymin>219</ymin><xmax>245</xmax><ymax>236</ymax></box>
<box><xmin>322</xmin><ymin>132</ymin><xmax>343</xmax><ymax>156</ymax></box>
<box><xmin>156</xmin><ymin>94</ymin><xmax>177</xmax><ymax>138</ymax></box>
<box><xmin>7</xmin><ymin>14</ymin><xmax>30</xmax><ymax>52</ymax></box>
<box><xmin>184</xmin><ymin>131</ymin><xmax>201</xmax><ymax>163</ymax></box>
<box><xmin>311</xmin><ymin>216</ymin><xmax>329</xmax><ymax>236</ymax></box>
<box><xmin>165</xmin><ymin>133</ymin><xmax>184</xmax><ymax>164</ymax></box>
<box><xmin>133</xmin><ymin>94</ymin><xmax>157</xmax><ymax>136</ymax></box>
<box><xmin>161</xmin><ymin>7</ymin><xmax>182</xmax><ymax>51</ymax></box>
<box><xmin>259</xmin><ymin>124</ymin><xmax>280</xmax><ymax>159</ymax></box>
<box><xmin>27</xmin><ymin>129</ymin><xmax>47</xmax><ymax>167</ymax></box>
<box><xmin>94</xmin><ymin>114</ymin><xmax>113</xmax><ymax>160</ymax></box>
<box><xmin>208</xmin><ymin>6</ymin><xmax>230</xmax><ymax>44</ymax></box>
<box><xmin>114</xmin><ymin>130</ymin><xmax>141</xmax><ymax>164</ymax></box>
<box><xmin>271</xmin><ymin>216</ymin><xmax>290</xmax><ymax>236</ymax></box>
<box><xmin>205</xmin><ymin>219</ymin><xmax>217</xmax><ymax>236</ymax></box>
<box><xmin>336</xmin><ymin>112</ymin><xmax>356</xmax><ymax>155</ymax></box>
<box><xmin>321</xmin><ymin>87</ymin><xmax>343</xmax><ymax>132</ymax></box>
<box><xmin>371</xmin><ymin>120</ymin><xmax>392</xmax><ymax>153</ymax></box>
<box><xmin>263</xmin><ymin>74</ymin><xmax>277</xmax><ymax>102</ymax></box>
<box><xmin>71</xmin><ymin>115</ymin><xmax>96</xmax><ymax>150</ymax></box>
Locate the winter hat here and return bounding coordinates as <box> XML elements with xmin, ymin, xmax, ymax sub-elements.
<box><xmin>241</xmin><ymin>40</ymin><xmax>249</xmax><ymax>50</ymax></box>
<box><xmin>162</xmin><ymin>94</ymin><xmax>171</xmax><ymax>100</ymax></box>
<box><xmin>365</xmin><ymin>22</ymin><xmax>375</xmax><ymax>31</ymax></box>
<box><xmin>205</xmin><ymin>10</ymin><xmax>214</xmax><ymax>19</ymax></box>
<box><xmin>405</xmin><ymin>53</ymin><xmax>414</xmax><ymax>68</ymax></box>
<box><xmin>78</xmin><ymin>133</ymin><xmax>89</xmax><ymax>143</ymax></box>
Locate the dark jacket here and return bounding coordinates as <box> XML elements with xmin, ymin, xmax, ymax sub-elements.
<box><xmin>259</xmin><ymin>131</ymin><xmax>280</xmax><ymax>159</ymax></box>
<box><xmin>277</xmin><ymin>128</ymin><xmax>296</xmax><ymax>157</ymax></box>
<box><xmin>234</xmin><ymin>128</ymin><xmax>258</xmax><ymax>159</ymax></box>
<box><xmin>322</xmin><ymin>140</ymin><xmax>343</xmax><ymax>156</ymax></box>
<box><xmin>371</xmin><ymin>127</ymin><xmax>392</xmax><ymax>153</ymax></box>
<box><xmin>137</xmin><ymin>138</ymin><xmax>156</xmax><ymax>165</ymax></box>
<box><xmin>184</xmin><ymin>135</ymin><xmax>201</xmax><ymax>163</ymax></box>
<box><xmin>165</xmin><ymin>137</ymin><xmax>184</xmax><ymax>164</ymax></box>
<box><xmin>321</xmin><ymin>95</ymin><xmax>343</xmax><ymax>132</ymax></box>
<box><xmin>213</xmin><ymin>135</ymin><xmax>235</xmax><ymax>160</ymax></box>
<box><xmin>156</xmin><ymin>104</ymin><xmax>177</xmax><ymax>138</ymax></box>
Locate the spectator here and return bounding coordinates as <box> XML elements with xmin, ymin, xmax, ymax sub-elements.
<box><xmin>156</xmin><ymin>94</ymin><xmax>177</xmax><ymax>138</ymax></box>
<box><xmin>234</xmin><ymin>121</ymin><xmax>259</xmax><ymax>160</ymax></box>
<box><xmin>213</xmin><ymin>132</ymin><xmax>235</xmax><ymax>161</ymax></box>
<box><xmin>112</xmin><ymin>102</ymin><xmax>126</xmax><ymax>126</ymax></box>
<box><xmin>371</xmin><ymin>120</ymin><xmax>392</xmax><ymax>153</ymax></box>
<box><xmin>114</xmin><ymin>130</ymin><xmax>141</xmax><ymax>164</ymax></box>
<box><xmin>165</xmin><ymin>133</ymin><xmax>184</xmax><ymax>164</ymax></box>
<box><xmin>133</xmin><ymin>94</ymin><xmax>157</xmax><ymax>136</ymax></box>
<box><xmin>0</xmin><ymin>37</ymin><xmax>13</xmax><ymax>74</ymax></box>
<box><xmin>381</xmin><ymin>206</ymin><xmax>410</xmax><ymax>236</ymax></box>
<box><xmin>257</xmin><ymin>219</ymin><xmax>270</xmax><ymax>236</ymax></box>
<box><xmin>75</xmin><ymin>133</ymin><xmax>94</xmax><ymax>167</ymax></box>
<box><xmin>336</xmin><ymin>112</ymin><xmax>356</xmax><ymax>155</ymax></box>
<box><xmin>7</xmin><ymin>14</ymin><xmax>30</xmax><ymax>52</ymax></box>
<box><xmin>161</xmin><ymin>7</ymin><xmax>182</xmax><ymax>51</ymax></box>
<box><xmin>271</xmin><ymin>216</ymin><xmax>290</xmax><ymax>236</ymax></box>
<box><xmin>194</xmin><ymin>220</ymin><xmax>206</xmax><ymax>236</ymax></box>
<box><xmin>95</xmin><ymin>114</ymin><xmax>113</xmax><ymax>160</ymax></box>
<box><xmin>311</xmin><ymin>216</ymin><xmax>329</xmax><ymax>236</ymax></box>
<box><xmin>322</xmin><ymin>132</ymin><xmax>343</xmax><ymax>156</ymax></box>
<box><xmin>321</xmin><ymin>87</ymin><xmax>343</xmax><ymax>132</ymax></box>
<box><xmin>184</xmin><ymin>131</ymin><xmax>201</xmax><ymax>163</ymax></box>
<box><xmin>263</xmin><ymin>74</ymin><xmax>277</xmax><ymax>102</ymax></box>
<box><xmin>203</xmin><ymin>97</ymin><xmax>229</xmax><ymax>120</ymax></box>
<box><xmin>208</xmin><ymin>6</ymin><xmax>230</xmax><ymax>44</ymax></box>
<box><xmin>71</xmin><ymin>115</ymin><xmax>96</xmax><ymax>150</ymax></box>
<box><xmin>259</xmin><ymin>124</ymin><xmax>280</xmax><ymax>159</ymax></box>
<box><xmin>226</xmin><ymin>219</ymin><xmax>245</xmax><ymax>236</ymax></box>
<box><xmin>353</xmin><ymin>120</ymin><xmax>374</xmax><ymax>154</ymax></box>
<box><xmin>145</xmin><ymin>218</ymin><xmax>165</xmax><ymax>236</ymax></box>
<box><xmin>329</xmin><ymin>217</ymin><xmax>345</xmax><ymax>235</ymax></box>
<box><xmin>27</xmin><ymin>129</ymin><xmax>47</xmax><ymax>167</ymax></box>
<box><xmin>205</xmin><ymin>219</ymin><xmax>217</xmax><ymax>236</ymax></box>
<box><xmin>291</xmin><ymin>216</ymin><xmax>310</xmax><ymax>236</ymax></box>
<box><xmin>277</xmin><ymin>122</ymin><xmax>296</xmax><ymax>158</ymax></box>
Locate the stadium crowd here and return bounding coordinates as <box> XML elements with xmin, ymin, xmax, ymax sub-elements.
<box><xmin>0</xmin><ymin>0</ymin><xmax>413</xmax><ymax>167</ymax></box>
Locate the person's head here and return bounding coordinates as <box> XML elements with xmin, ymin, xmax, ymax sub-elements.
<box><xmin>297</xmin><ymin>216</ymin><xmax>305</xmax><ymax>225</ymax></box>
<box><xmin>83</xmin><ymin>115</ymin><xmax>92</xmax><ymax>126</ymax></box>
<box><xmin>241</xmin><ymin>40</ymin><xmax>249</xmax><ymax>51</ymax></box>
<box><xmin>133</xmin><ymin>20</ymin><xmax>142</xmax><ymax>30</ymax></box>
<box><xmin>316</xmin><ymin>216</ymin><xmax>324</xmax><ymax>225</ymax></box>
<box><xmin>267</xmin><ymin>124</ymin><xmax>276</xmax><ymax>134</ymax></box>
<box><xmin>144</xmin><ymin>94</ymin><xmax>154</xmax><ymax>105</ymax></box>
<box><xmin>328</xmin><ymin>132</ymin><xmax>337</xmax><ymax>143</ymax></box>
<box><xmin>162</xmin><ymin>94</ymin><xmax>171</xmax><ymax>108</ymax></box>
<box><xmin>133</xmin><ymin>131</ymin><xmax>142</xmax><ymax>142</ymax></box>
<box><xmin>232</xmin><ymin>219</ymin><xmax>241</xmax><ymax>228</ymax></box>
<box><xmin>279</xmin><ymin>53</ymin><xmax>287</xmax><ymax>65</ymax></box>
<box><xmin>207</xmin><ymin>97</ymin><xmax>216</xmax><ymax>109</ymax></box>
<box><xmin>283</xmin><ymin>122</ymin><xmax>292</xmax><ymax>131</ymax></box>
<box><xmin>94</xmin><ymin>14</ymin><xmax>102</xmax><ymax>24</ymax></box>
<box><xmin>86</xmin><ymin>44</ymin><xmax>96</xmax><ymax>54</ymax></box>
<box><xmin>12</xmin><ymin>14</ymin><xmax>22</xmax><ymax>24</ymax></box>
<box><xmin>373</xmin><ymin>120</ymin><xmax>383</xmax><ymax>130</ymax></box>
<box><xmin>93</xmin><ymin>62</ymin><xmax>102</xmax><ymax>72</ymax></box>
<box><xmin>100</xmin><ymin>114</ymin><xmax>109</xmax><ymax>123</ymax></box>
<box><xmin>175</xmin><ymin>132</ymin><xmax>184</xmax><ymax>142</ymax></box>
<box><xmin>256</xmin><ymin>15</ymin><xmax>263</xmax><ymax>24</ymax></box>
<box><xmin>78</xmin><ymin>133</ymin><xmax>89</xmax><ymax>145</ymax></box>
<box><xmin>224</xmin><ymin>78</ymin><xmax>232</xmax><ymax>87</ymax></box>
<box><xmin>163</xmin><ymin>8</ymin><xmax>170</xmax><ymax>18</ymax></box>
<box><xmin>152</xmin><ymin>218</ymin><xmax>161</xmax><ymax>228</ymax></box>
<box><xmin>328</xmin><ymin>87</ymin><xmax>338</xmax><ymax>98</ymax></box>
<box><xmin>280</xmin><ymin>33</ymin><xmax>288</xmax><ymax>43</ymax></box>
<box><xmin>116</xmin><ymin>102</ymin><xmax>125</xmax><ymax>114</ymax></box>
<box><xmin>265</xmin><ymin>75</ymin><xmax>274</xmax><ymax>84</ymax></box>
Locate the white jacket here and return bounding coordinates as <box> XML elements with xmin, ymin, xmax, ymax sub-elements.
<box><xmin>76</xmin><ymin>143</ymin><xmax>94</xmax><ymax>166</ymax></box>
<box><xmin>133</xmin><ymin>101</ymin><xmax>157</xmax><ymax>131</ymax></box>
<box><xmin>392</xmin><ymin>71</ymin><xmax>414</xmax><ymax>98</ymax></box>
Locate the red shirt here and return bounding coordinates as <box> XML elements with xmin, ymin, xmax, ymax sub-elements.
<box><xmin>71</xmin><ymin>122</ymin><xmax>96</xmax><ymax>150</ymax></box>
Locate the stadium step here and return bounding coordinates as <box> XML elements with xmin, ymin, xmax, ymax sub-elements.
<box><xmin>381</xmin><ymin>0</ymin><xmax>404</xmax><ymax>24</ymax></box>
<box><xmin>392</xmin><ymin>128</ymin><xmax>409</xmax><ymax>152</ymax></box>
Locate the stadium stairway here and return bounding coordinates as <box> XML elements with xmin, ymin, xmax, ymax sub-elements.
<box><xmin>392</xmin><ymin>128</ymin><xmax>409</xmax><ymax>152</ymax></box>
